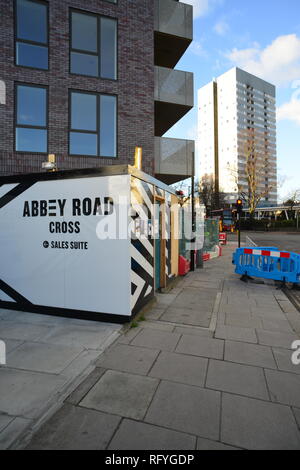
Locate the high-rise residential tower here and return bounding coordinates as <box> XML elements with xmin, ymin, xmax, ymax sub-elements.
<box><xmin>198</xmin><ymin>67</ymin><xmax>277</xmax><ymax>206</ymax></box>
<box><xmin>0</xmin><ymin>0</ymin><xmax>194</xmax><ymax>184</ymax></box>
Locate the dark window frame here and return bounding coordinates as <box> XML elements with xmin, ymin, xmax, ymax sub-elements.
<box><xmin>14</xmin><ymin>0</ymin><xmax>50</xmax><ymax>71</ymax></box>
<box><xmin>69</xmin><ymin>8</ymin><xmax>118</xmax><ymax>81</ymax></box>
<box><xmin>69</xmin><ymin>89</ymin><xmax>118</xmax><ymax>159</ymax></box>
<box><xmin>15</xmin><ymin>82</ymin><xmax>49</xmax><ymax>154</ymax></box>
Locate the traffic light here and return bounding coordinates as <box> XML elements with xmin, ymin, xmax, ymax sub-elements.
<box><xmin>236</xmin><ymin>199</ymin><xmax>243</xmax><ymax>214</ymax></box>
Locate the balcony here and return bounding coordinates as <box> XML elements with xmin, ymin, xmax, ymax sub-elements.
<box><xmin>154</xmin><ymin>0</ymin><xmax>193</xmax><ymax>68</ymax></box>
<box><xmin>155</xmin><ymin>136</ymin><xmax>194</xmax><ymax>184</ymax></box>
<box><xmin>155</xmin><ymin>66</ymin><xmax>194</xmax><ymax>136</ymax></box>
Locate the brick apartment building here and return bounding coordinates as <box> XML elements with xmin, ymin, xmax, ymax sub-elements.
<box><xmin>0</xmin><ymin>0</ymin><xmax>194</xmax><ymax>183</ymax></box>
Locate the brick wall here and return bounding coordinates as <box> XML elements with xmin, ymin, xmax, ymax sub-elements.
<box><xmin>0</xmin><ymin>0</ymin><xmax>155</xmax><ymax>176</ymax></box>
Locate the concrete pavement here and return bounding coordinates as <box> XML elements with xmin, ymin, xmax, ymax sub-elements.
<box><xmin>2</xmin><ymin>243</ymin><xmax>300</xmax><ymax>450</ymax></box>
<box><xmin>230</xmin><ymin>231</ymin><xmax>300</xmax><ymax>254</ymax></box>
<box><xmin>0</xmin><ymin>311</ymin><xmax>122</xmax><ymax>449</ymax></box>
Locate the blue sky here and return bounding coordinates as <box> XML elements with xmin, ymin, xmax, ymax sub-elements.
<box><xmin>165</xmin><ymin>0</ymin><xmax>300</xmax><ymax>201</ymax></box>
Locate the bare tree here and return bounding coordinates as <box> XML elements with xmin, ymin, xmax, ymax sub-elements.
<box><xmin>228</xmin><ymin>128</ymin><xmax>277</xmax><ymax>217</ymax></box>
<box><xmin>198</xmin><ymin>174</ymin><xmax>226</xmax><ymax>214</ymax></box>
<box><xmin>282</xmin><ymin>189</ymin><xmax>300</xmax><ymax>222</ymax></box>
<box><xmin>173</xmin><ymin>178</ymin><xmax>194</xmax><ymax>207</ymax></box>
<box><xmin>283</xmin><ymin>188</ymin><xmax>300</xmax><ymax>210</ymax></box>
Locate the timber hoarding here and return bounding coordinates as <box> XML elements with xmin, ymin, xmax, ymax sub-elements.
<box><xmin>0</xmin><ymin>166</ymin><xmax>180</xmax><ymax>323</ymax></box>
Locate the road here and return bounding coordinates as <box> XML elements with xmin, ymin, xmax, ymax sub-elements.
<box><xmin>228</xmin><ymin>231</ymin><xmax>300</xmax><ymax>254</ymax></box>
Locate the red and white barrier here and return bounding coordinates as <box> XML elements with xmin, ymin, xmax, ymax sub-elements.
<box><xmin>244</xmin><ymin>249</ymin><xmax>290</xmax><ymax>259</ymax></box>
<box><xmin>219</xmin><ymin>233</ymin><xmax>227</xmax><ymax>245</ymax></box>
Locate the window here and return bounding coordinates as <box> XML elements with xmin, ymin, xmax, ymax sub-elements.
<box><xmin>15</xmin><ymin>0</ymin><xmax>48</xmax><ymax>70</ymax></box>
<box><xmin>70</xmin><ymin>91</ymin><xmax>117</xmax><ymax>157</ymax></box>
<box><xmin>70</xmin><ymin>10</ymin><xmax>117</xmax><ymax>79</ymax></box>
<box><xmin>15</xmin><ymin>84</ymin><xmax>48</xmax><ymax>153</ymax></box>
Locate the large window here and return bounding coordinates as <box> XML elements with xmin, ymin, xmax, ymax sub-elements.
<box><xmin>15</xmin><ymin>84</ymin><xmax>48</xmax><ymax>153</ymax></box>
<box><xmin>70</xmin><ymin>10</ymin><xmax>117</xmax><ymax>80</ymax></box>
<box><xmin>70</xmin><ymin>91</ymin><xmax>117</xmax><ymax>157</ymax></box>
<box><xmin>15</xmin><ymin>0</ymin><xmax>49</xmax><ymax>70</ymax></box>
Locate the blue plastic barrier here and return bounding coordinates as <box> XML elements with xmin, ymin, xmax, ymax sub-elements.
<box><xmin>232</xmin><ymin>247</ymin><xmax>300</xmax><ymax>284</ymax></box>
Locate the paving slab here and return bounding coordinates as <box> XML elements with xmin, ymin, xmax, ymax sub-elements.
<box><xmin>130</xmin><ymin>328</ymin><xmax>180</xmax><ymax>352</ymax></box>
<box><xmin>250</xmin><ymin>308</ymin><xmax>284</xmax><ymax>319</ymax></box>
<box><xmin>160</xmin><ymin>307</ymin><xmax>212</xmax><ymax>327</ymax></box>
<box><xmin>148</xmin><ymin>352</ymin><xmax>208</xmax><ymax>387</ymax></box>
<box><xmin>26</xmin><ymin>404</ymin><xmax>120</xmax><ymax>450</ymax></box>
<box><xmin>221</xmin><ymin>393</ymin><xmax>300</xmax><ymax>450</ymax></box>
<box><xmin>80</xmin><ymin>370</ymin><xmax>159</xmax><ymax>420</ymax></box>
<box><xmin>34</xmin><ymin>324</ymin><xmax>118</xmax><ymax>350</ymax></box>
<box><xmin>0</xmin><ymin>321</ymin><xmax>49</xmax><ymax>341</ymax></box>
<box><xmin>108</xmin><ymin>419</ymin><xmax>196</xmax><ymax>450</ymax></box>
<box><xmin>206</xmin><ymin>360</ymin><xmax>269</xmax><ymax>400</ymax></box>
<box><xmin>60</xmin><ymin>350</ymin><xmax>101</xmax><ymax>380</ymax></box>
<box><xmin>0</xmin><ymin>413</ymin><xmax>14</xmax><ymax>434</ymax></box>
<box><xmin>2</xmin><ymin>339</ymin><xmax>24</xmax><ymax>354</ymax></box>
<box><xmin>0</xmin><ymin>368</ymin><xmax>66</xmax><ymax>418</ymax></box>
<box><xmin>170</xmin><ymin>290</ymin><xmax>216</xmax><ymax>311</ymax></box>
<box><xmin>256</xmin><ymin>329</ymin><xmax>298</xmax><ymax>349</ymax></box>
<box><xmin>144</xmin><ymin>308</ymin><xmax>165</xmax><ymax>321</ymax></box>
<box><xmin>7</xmin><ymin>342</ymin><xmax>82</xmax><ymax>374</ymax></box>
<box><xmin>274</xmin><ymin>293</ymin><xmax>289</xmax><ymax>302</ymax></box>
<box><xmin>223</xmin><ymin>305</ymin><xmax>252</xmax><ymax>316</ymax></box>
<box><xmin>173</xmin><ymin>327</ymin><xmax>213</xmax><ymax>338</ymax></box>
<box><xmin>285</xmin><ymin>312</ymin><xmax>300</xmax><ymax>335</ymax></box>
<box><xmin>225</xmin><ymin>314</ymin><xmax>262</xmax><ymax>329</ymax></box>
<box><xmin>140</xmin><ymin>321</ymin><xmax>175</xmax><ymax>332</ymax></box>
<box><xmin>256</xmin><ymin>301</ymin><xmax>281</xmax><ymax>310</ymax></box>
<box><xmin>66</xmin><ymin>368</ymin><xmax>106</xmax><ymax>406</ymax></box>
<box><xmin>224</xmin><ymin>340</ymin><xmax>277</xmax><ymax>369</ymax></box>
<box><xmin>176</xmin><ymin>335</ymin><xmax>224</xmax><ymax>360</ymax></box>
<box><xmin>0</xmin><ymin>309</ymin><xmax>13</xmax><ymax>320</ymax></box>
<box><xmin>0</xmin><ymin>417</ymin><xmax>31</xmax><ymax>450</ymax></box>
<box><xmin>278</xmin><ymin>300</ymin><xmax>298</xmax><ymax>314</ymax></box>
<box><xmin>188</xmin><ymin>281</ymin><xmax>222</xmax><ymax>289</ymax></box>
<box><xmin>262</xmin><ymin>318</ymin><xmax>294</xmax><ymax>333</ymax></box>
<box><xmin>0</xmin><ymin>310</ymin><xmax>72</xmax><ymax>326</ymax></box>
<box><xmin>196</xmin><ymin>437</ymin><xmax>238</xmax><ymax>450</ymax></box>
<box><xmin>145</xmin><ymin>380</ymin><xmax>221</xmax><ymax>441</ymax></box>
<box><xmin>293</xmin><ymin>408</ymin><xmax>300</xmax><ymax>429</ymax></box>
<box><xmin>117</xmin><ymin>326</ymin><xmax>142</xmax><ymax>345</ymax></box>
<box><xmin>167</xmin><ymin>287</ymin><xmax>183</xmax><ymax>296</ymax></box>
<box><xmin>215</xmin><ymin>325</ymin><xmax>257</xmax><ymax>344</ymax></box>
<box><xmin>265</xmin><ymin>369</ymin><xmax>300</xmax><ymax>408</ymax></box>
<box><xmin>96</xmin><ymin>344</ymin><xmax>159</xmax><ymax>375</ymax></box>
<box><xmin>155</xmin><ymin>293</ymin><xmax>179</xmax><ymax>307</ymax></box>
<box><xmin>273</xmin><ymin>348</ymin><xmax>300</xmax><ymax>375</ymax></box>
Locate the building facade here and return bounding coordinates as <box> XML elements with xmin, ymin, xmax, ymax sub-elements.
<box><xmin>0</xmin><ymin>0</ymin><xmax>194</xmax><ymax>183</ymax></box>
<box><xmin>198</xmin><ymin>67</ymin><xmax>277</xmax><ymax>206</ymax></box>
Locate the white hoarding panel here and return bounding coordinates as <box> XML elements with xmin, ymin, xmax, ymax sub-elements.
<box><xmin>0</xmin><ymin>175</ymin><xmax>131</xmax><ymax>318</ymax></box>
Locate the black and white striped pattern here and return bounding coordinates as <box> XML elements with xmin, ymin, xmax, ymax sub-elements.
<box><xmin>165</xmin><ymin>193</ymin><xmax>172</xmax><ymax>281</ymax></box>
<box><xmin>130</xmin><ymin>177</ymin><xmax>154</xmax><ymax>315</ymax></box>
<box><xmin>156</xmin><ymin>187</ymin><xmax>164</xmax><ymax>198</ymax></box>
